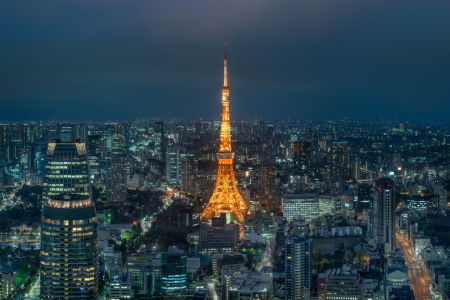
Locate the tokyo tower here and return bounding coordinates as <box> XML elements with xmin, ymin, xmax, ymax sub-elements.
<box><xmin>200</xmin><ymin>46</ymin><xmax>251</xmax><ymax>224</ymax></box>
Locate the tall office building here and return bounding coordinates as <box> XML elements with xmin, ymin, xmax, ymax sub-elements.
<box><xmin>87</xmin><ymin>135</ymin><xmax>101</xmax><ymax>183</ymax></box>
<box><xmin>0</xmin><ymin>124</ymin><xmax>10</xmax><ymax>162</ymax></box>
<box><xmin>58</xmin><ymin>124</ymin><xmax>74</xmax><ymax>142</ymax></box>
<box><xmin>373</xmin><ymin>178</ymin><xmax>396</xmax><ymax>255</ymax></box>
<box><xmin>305</xmin><ymin>126</ymin><xmax>314</xmax><ymax>141</ymax></box>
<box><xmin>266</xmin><ymin>125</ymin><xmax>274</xmax><ymax>140</ymax></box>
<box><xmin>43</xmin><ymin>140</ymin><xmax>90</xmax><ymax>201</ymax></box>
<box><xmin>285</xmin><ymin>235</ymin><xmax>313</xmax><ymax>300</ymax></box>
<box><xmin>331</xmin><ymin>141</ymin><xmax>349</xmax><ymax>180</ymax></box>
<box><xmin>351</xmin><ymin>159</ymin><xmax>360</xmax><ymax>181</ymax></box>
<box><xmin>438</xmin><ymin>188</ymin><xmax>447</xmax><ymax>212</ymax></box>
<box><xmin>75</xmin><ymin>124</ymin><xmax>88</xmax><ymax>142</ymax></box>
<box><xmin>161</xmin><ymin>246</ymin><xmax>187</xmax><ymax>296</ymax></box>
<box><xmin>390</xmin><ymin>153</ymin><xmax>401</xmax><ymax>171</ymax></box>
<box><xmin>154</xmin><ymin>121</ymin><xmax>164</xmax><ymax>159</ymax></box>
<box><xmin>166</xmin><ymin>146</ymin><xmax>186</xmax><ymax>188</ymax></box>
<box><xmin>106</xmin><ymin>157</ymin><xmax>127</xmax><ymax>202</ymax></box>
<box><xmin>40</xmin><ymin>194</ymin><xmax>98</xmax><ymax>300</ymax></box>
<box><xmin>292</xmin><ymin>141</ymin><xmax>311</xmax><ymax>176</ymax></box>
<box><xmin>181</xmin><ymin>156</ymin><xmax>198</xmax><ymax>193</ymax></box>
<box><xmin>259</xmin><ymin>120</ymin><xmax>265</xmax><ymax>138</ymax></box>
<box><xmin>282</xmin><ymin>193</ymin><xmax>319</xmax><ymax>222</ymax></box>
<box><xmin>261</xmin><ymin>165</ymin><xmax>275</xmax><ymax>195</ymax></box>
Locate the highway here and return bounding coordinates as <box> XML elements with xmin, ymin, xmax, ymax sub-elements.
<box><xmin>396</xmin><ymin>230</ymin><xmax>430</xmax><ymax>300</ymax></box>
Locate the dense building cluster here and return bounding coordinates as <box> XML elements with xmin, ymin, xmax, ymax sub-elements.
<box><xmin>2</xmin><ymin>55</ymin><xmax>450</xmax><ymax>300</ymax></box>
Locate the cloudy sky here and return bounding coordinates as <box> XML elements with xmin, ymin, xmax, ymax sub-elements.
<box><xmin>1</xmin><ymin>0</ymin><xmax>450</xmax><ymax>121</ymax></box>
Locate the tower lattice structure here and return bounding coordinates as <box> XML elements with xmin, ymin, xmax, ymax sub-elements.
<box><xmin>200</xmin><ymin>47</ymin><xmax>251</xmax><ymax>224</ymax></box>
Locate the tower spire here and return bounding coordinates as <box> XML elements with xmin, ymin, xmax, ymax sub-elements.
<box><xmin>223</xmin><ymin>44</ymin><xmax>227</xmax><ymax>87</ymax></box>
<box><xmin>200</xmin><ymin>47</ymin><xmax>251</xmax><ymax>224</ymax></box>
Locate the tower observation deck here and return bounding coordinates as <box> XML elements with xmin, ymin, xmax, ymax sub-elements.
<box><xmin>200</xmin><ymin>46</ymin><xmax>251</xmax><ymax>224</ymax></box>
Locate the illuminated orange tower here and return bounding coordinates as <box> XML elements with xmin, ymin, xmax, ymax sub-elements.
<box><xmin>201</xmin><ymin>46</ymin><xmax>251</xmax><ymax>224</ymax></box>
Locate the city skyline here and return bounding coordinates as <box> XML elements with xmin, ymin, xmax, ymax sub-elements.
<box><xmin>1</xmin><ymin>0</ymin><xmax>450</xmax><ymax>121</ymax></box>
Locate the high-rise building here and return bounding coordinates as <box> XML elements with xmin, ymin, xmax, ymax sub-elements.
<box><xmin>305</xmin><ymin>126</ymin><xmax>314</xmax><ymax>141</ymax></box>
<box><xmin>293</xmin><ymin>141</ymin><xmax>311</xmax><ymax>176</ymax></box>
<box><xmin>201</xmin><ymin>48</ymin><xmax>251</xmax><ymax>224</ymax></box>
<box><xmin>75</xmin><ymin>124</ymin><xmax>88</xmax><ymax>142</ymax></box>
<box><xmin>106</xmin><ymin>157</ymin><xmax>127</xmax><ymax>202</ymax></box>
<box><xmin>154</xmin><ymin>121</ymin><xmax>164</xmax><ymax>158</ymax></box>
<box><xmin>351</xmin><ymin>159</ymin><xmax>360</xmax><ymax>181</ymax></box>
<box><xmin>261</xmin><ymin>165</ymin><xmax>275</xmax><ymax>195</ymax></box>
<box><xmin>43</xmin><ymin>140</ymin><xmax>90</xmax><ymax>201</ymax></box>
<box><xmin>285</xmin><ymin>235</ymin><xmax>313</xmax><ymax>300</ymax></box>
<box><xmin>40</xmin><ymin>194</ymin><xmax>98</xmax><ymax>300</ymax></box>
<box><xmin>58</xmin><ymin>124</ymin><xmax>74</xmax><ymax>142</ymax></box>
<box><xmin>166</xmin><ymin>146</ymin><xmax>186</xmax><ymax>188</ymax></box>
<box><xmin>0</xmin><ymin>270</ymin><xmax>16</xmax><ymax>300</ymax></box>
<box><xmin>373</xmin><ymin>178</ymin><xmax>396</xmax><ymax>255</ymax></box>
<box><xmin>282</xmin><ymin>193</ymin><xmax>319</xmax><ymax>222</ymax></box>
<box><xmin>181</xmin><ymin>156</ymin><xmax>198</xmax><ymax>193</ymax></box>
<box><xmin>438</xmin><ymin>188</ymin><xmax>447</xmax><ymax>212</ymax></box>
<box><xmin>266</xmin><ymin>125</ymin><xmax>274</xmax><ymax>140</ymax></box>
<box><xmin>331</xmin><ymin>141</ymin><xmax>349</xmax><ymax>180</ymax></box>
<box><xmin>87</xmin><ymin>135</ymin><xmax>101</xmax><ymax>183</ymax></box>
<box><xmin>0</xmin><ymin>124</ymin><xmax>10</xmax><ymax>162</ymax></box>
<box><xmin>161</xmin><ymin>246</ymin><xmax>187</xmax><ymax>296</ymax></box>
<box><xmin>390</xmin><ymin>153</ymin><xmax>401</xmax><ymax>171</ymax></box>
<box><xmin>259</xmin><ymin>120</ymin><xmax>265</xmax><ymax>138</ymax></box>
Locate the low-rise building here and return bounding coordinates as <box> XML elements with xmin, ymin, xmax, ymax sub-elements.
<box><xmin>0</xmin><ymin>271</ymin><xmax>16</xmax><ymax>300</ymax></box>
<box><xmin>224</xmin><ymin>271</ymin><xmax>273</xmax><ymax>300</ymax></box>
<box><xmin>110</xmin><ymin>272</ymin><xmax>133</xmax><ymax>300</ymax></box>
<box><xmin>212</xmin><ymin>252</ymin><xmax>246</xmax><ymax>276</ymax></box>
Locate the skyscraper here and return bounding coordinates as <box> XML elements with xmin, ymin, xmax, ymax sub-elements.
<box><xmin>331</xmin><ymin>141</ymin><xmax>349</xmax><ymax>180</ymax></box>
<box><xmin>106</xmin><ymin>157</ymin><xmax>127</xmax><ymax>202</ymax></box>
<box><xmin>351</xmin><ymin>158</ymin><xmax>360</xmax><ymax>181</ymax></box>
<box><xmin>40</xmin><ymin>194</ymin><xmax>99</xmax><ymax>300</ymax></box>
<box><xmin>58</xmin><ymin>124</ymin><xmax>74</xmax><ymax>142</ymax></box>
<box><xmin>87</xmin><ymin>135</ymin><xmax>101</xmax><ymax>183</ymax></box>
<box><xmin>166</xmin><ymin>146</ymin><xmax>186</xmax><ymax>188</ymax></box>
<box><xmin>261</xmin><ymin>165</ymin><xmax>275</xmax><ymax>195</ymax></box>
<box><xmin>438</xmin><ymin>188</ymin><xmax>447</xmax><ymax>212</ymax></box>
<box><xmin>201</xmin><ymin>47</ymin><xmax>251</xmax><ymax>224</ymax></box>
<box><xmin>373</xmin><ymin>178</ymin><xmax>396</xmax><ymax>255</ymax></box>
<box><xmin>43</xmin><ymin>140</ymin><xmax>90</xmax><ymax>201</ymax></box>
<box><xmin>293</xmin><ymin>141</ymin><xmax>311</xmax><ymax>176</ymax></box>
<box><xmin>75</xmin><ymin>124</ymin><xmax>88</xmax><ymax>142</ymax></box>
<box><xmin>161</xmin><ymin>246</ymin><xmax>187</xmax><ymax>296</ymax></box>
<box><xmin>154</xmin><ymin>121</ymin><xmax>164</xmax><ymax>159</ymax></box>
<box><xmin>285</xmin><ymin>235</ymin><xmax>313</xmax><ymax>300</ymax></box>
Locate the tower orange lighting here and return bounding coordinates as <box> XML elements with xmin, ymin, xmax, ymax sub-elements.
<box><xmin>200</xmin><ymin>46</ymin><xmax>251</xmax><ymax>224</ymax></box>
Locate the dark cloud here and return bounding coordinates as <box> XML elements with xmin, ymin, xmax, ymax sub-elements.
<box><xmin>1</xmin><ymin>0</ymin><xmax>450</xmax><ymax>121</ymax></box>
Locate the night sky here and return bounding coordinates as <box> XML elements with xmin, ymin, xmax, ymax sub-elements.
<box><xmin>1</xmin><ymin>0</ymin><xmax>450</xmax><ymax>121</ymax></box>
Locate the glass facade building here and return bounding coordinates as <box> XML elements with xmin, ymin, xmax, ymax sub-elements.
<box><xmin>40</xmin><ymin>194</ymin><xmax>99</xmax><ymax>300</ymax></box>
<box><xmin>161</xmin><ymin>246</ymin><xmax>187</xmax><ymax>296</ymax></box>
<box><xmin>43</xmin><ymin>140</ymin><xmax>89</xmax><ymax>201</ymax></box>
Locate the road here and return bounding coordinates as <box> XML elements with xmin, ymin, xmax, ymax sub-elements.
<box><xmin>26</xmin><ymin>274</ymin><xmax>40</xmax><ymax>298</ymax></box>
<box><xmin>396</xmin><ymin>230</ymin><xmax>430</xmax><ymax>300</ymax></box>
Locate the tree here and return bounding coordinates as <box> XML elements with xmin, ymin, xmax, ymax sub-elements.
<box><xmin>343</xmin><ymin>251</ymin><xmax>354</xmax><ymax>264</ymax></box>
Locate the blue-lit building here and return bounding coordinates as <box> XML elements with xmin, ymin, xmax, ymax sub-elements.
<box><xmin>161</xmin><ymin>246</ymin><xmax>187</xmax><ymax>296</ymax></box>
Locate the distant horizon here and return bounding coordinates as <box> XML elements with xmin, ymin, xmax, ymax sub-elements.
<box><xmin>1</xmin><ymin>0</ymin><xmax>450</xmax><ymax>121</ymax></box>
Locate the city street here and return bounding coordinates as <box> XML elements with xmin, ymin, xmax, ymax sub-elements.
<box><xmin>396</xmin><ymin>231</ymin><xmax>430</xmax><ymax>300</ymax></box>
